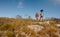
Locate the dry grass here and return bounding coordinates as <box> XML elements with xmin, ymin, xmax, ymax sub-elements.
<box><xmin>0</xmin><ymin>17</ymin><xmax>60</xmax><ymax>37</ymax></box>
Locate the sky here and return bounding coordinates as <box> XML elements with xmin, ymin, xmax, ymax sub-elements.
<box><xmin>0</xmin><ymin>0</ymin><xmax>60</xmax><ymax>19</ymax></box>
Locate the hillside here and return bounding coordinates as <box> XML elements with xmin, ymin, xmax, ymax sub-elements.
<box><xmin>0</xmin><ymin>17</ymin><xmax>60</xmax><ymax>37</ymax></box>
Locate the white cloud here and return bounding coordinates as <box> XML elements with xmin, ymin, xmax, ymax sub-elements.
<box><xmin>48</xmin><ymin>0</ymin><xmax>60</xmax><ymax>5</ymax></box>
<box><xmin>53</xmin><ymin>0</ymin><xmax>60</xmax><ymax>4</ymax></box>
<box><xmin>20</xmin><ymin>0</ymin><xmax>24</xmax><ymax>1</ymax></box>
<box><xmin>17</xmin><ymin>2</ymin><xmax>23</xmax><ymax>8</ymax></box>
<box><xmin>17</xmin><ymin>0</ymin><xmax>24</xmax><ymax>8</ymax></box>
<box><xmin>55</xmin><ymin>0</ymin><xmax>60</xmax><ymax>2</ymax></box>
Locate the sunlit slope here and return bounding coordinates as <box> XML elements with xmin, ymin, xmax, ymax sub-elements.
<box><xmin>0</xmin><ymin>17</ymin><xmax>60</xmax><ymax>37</ymax></box>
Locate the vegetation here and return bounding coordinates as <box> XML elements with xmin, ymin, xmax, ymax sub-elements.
<box><xmin>0</xmin><ymin>17</ymin><xmax>60</xmax><ymax>37</ymax></box>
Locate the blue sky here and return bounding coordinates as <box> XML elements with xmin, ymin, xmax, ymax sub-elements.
<box><xmin>0</xmin><ymin>0</ymin><xmax>60</xmax><ymax>19</ymax></box>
